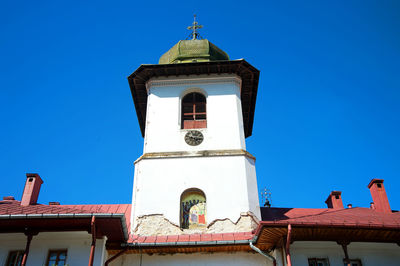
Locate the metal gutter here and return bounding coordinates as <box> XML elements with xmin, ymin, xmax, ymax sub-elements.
<box><xmin>259</xmin><ymin>220</ymin><xmax>400</xmax><ymax>230</ymax></box>
<box><xmin>122</xmin><ymin>239</ymin><xmax>253</xmax><ymax>247</ymax></box>
<box><xmin>88</xmin><ymin>216</ymin><xmax>96</xmax><ymax>266</ymax></box>
<box><xmin>285</xmin><ymin>224</ymin><xmax>292</xmax><ymax>266</ymax></box>
<box><xmin>104</xmin><ymin>248</ymin><xmax>128</xmax><ymax>266</ymax></box>
<box><xmin>21</xmin><ymin>234</ymin><xmax>33</xmax><ymax>266</ymax></box>
<box><xmin>249</xmin><ymin>242</ymin><xmax>276</xmax><ymax>266</ymax></box>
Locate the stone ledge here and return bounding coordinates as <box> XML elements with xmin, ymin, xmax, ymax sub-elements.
<box><xmin>134</xmin><ymin>149</ymin><xmax>256</xmax><ymax>164</ymax></box>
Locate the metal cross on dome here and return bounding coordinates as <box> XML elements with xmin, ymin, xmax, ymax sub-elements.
<box><xmin>187</xmin><ymin>15</ymin><xmax>203</xmax><ymax>40</ymax></box>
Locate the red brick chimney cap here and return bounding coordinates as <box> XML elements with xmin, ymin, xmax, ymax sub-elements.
<box><xmin>325</xmin><ymin>191</ymin><xmax>342</xmax><ymax>204</ymax></box>
<box><xmin>367</xmin><ymin>179</ymin><xmax>384</xmax><ymax>189</ymax></box>
<box><xmin>26</xmin><ymin>173</ymin><xmax>44</xmax><ymax>184</ymax></box>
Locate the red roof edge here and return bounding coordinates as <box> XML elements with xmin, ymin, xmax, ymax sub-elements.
<box><xmin>368</xmin><ymin>178</ymin><xmax>384</xmax><ymax>189</ymax></box>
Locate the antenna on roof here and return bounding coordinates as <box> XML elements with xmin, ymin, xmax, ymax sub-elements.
<box><xmin>261</xmin><ymin>187</ymin><xmax>272</xmax><ymax>208</ymax></box>
<box><xmin>187</xmin><ymin>14</ymin><xmax>203</xmax><ymax>40</ymax></box>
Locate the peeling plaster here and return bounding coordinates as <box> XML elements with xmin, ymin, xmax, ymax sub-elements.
<box><xmin>134</xmin><ymin>212</ymin><xmax>259</xmax><ymax>236</ymax></box>
<box><xmin>134</xmin><ymin>214</ymin><xmax>183</xmax><ymax>236</ymax></box>
<box><xmin>207</xmin><ymin>212</ymin><xmax>259</xmax><ymax>234</ymax></box>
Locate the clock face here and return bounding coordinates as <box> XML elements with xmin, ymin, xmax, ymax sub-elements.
<box><xmin>184</xmin><ymin>130</ymin><xmax>204</xmax><ymax>146</ymax></box>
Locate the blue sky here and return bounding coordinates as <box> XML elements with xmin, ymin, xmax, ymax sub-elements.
<box><xmin>1</xmin><ymin>1</ymin><xmax>399</xmax><ymax>209</ymax></box>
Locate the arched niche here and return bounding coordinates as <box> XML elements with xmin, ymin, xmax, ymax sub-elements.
<box><xmin>180</xmin><ymin>188</ymin><xmax>206</xmax><ymax>229</ymax></box>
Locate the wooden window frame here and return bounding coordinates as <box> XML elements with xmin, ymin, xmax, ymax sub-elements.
<box><xmin>181</xmin><ymin>92</ymin><xmax>207</xmax><ymax>129</ymax></box>
<box><xmin>5</xmin><ymin>250</ymin><xmax>24</xmax><ymax>266</ymax></box>
<box><xmin>46</xmin><ymin>249</ymin><xmax>68</xmax><ymax>266</ymax></box>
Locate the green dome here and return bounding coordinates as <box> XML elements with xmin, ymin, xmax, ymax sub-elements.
<box><xmin>159</xmin><ymin>39</ymin><xmax>229</xmax><ymax>64</ymax></box>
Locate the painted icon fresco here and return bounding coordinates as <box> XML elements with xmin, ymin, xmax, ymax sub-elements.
<box><xmin>180</xmin><ymin>189</ymin><xmax>206</xmax><ymax>229</ymax></box>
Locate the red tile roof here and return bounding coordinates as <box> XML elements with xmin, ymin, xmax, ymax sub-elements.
<box><xmin>3</xmin><ymin>198</ymin><xmax>400</xmax><ymax>248</ymax></box>
<box><xmin>0</xmin><ymin>199</ymin><xmax>131</xmax><ymax>235</ymax></box>
<box><xmin>256</xmin><ymin>207</ymin><xmax>400</xmax><ymax>249</ymax></box>
<box><xmin>0</xmin><ymin>200</ymin><xmax>255</xmax><ymax>246</ymax></box>
<box><xmin>260</xmin><ymin>207</ymin><xmax>400</xmax><ymax>229</ymax></box>
<box><xmin>127</xmin><ymin>231</ymin><xmax>254</xmax><ymax>245</ymax></box>
<box><xmin>62</xmin><ymin>203</ymin><xmax>131</xmax><ymax>230</ymax></box>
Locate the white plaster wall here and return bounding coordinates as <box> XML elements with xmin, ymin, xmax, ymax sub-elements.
<box><xmin>0</xmin><ymin>232</ymin><xmax>106</xmax><ymax>266</ymax></box>
<box><xmin>275</xmin><ymin>248</ymin><xmax>285</xmax><ymax>266</ymax></box>
<box><xmin>290</xmin><ymin>241</ymin><xmax>400</xmax><ymax>266</ymax></box>
<box><xmin>116</xmin><ymin>251</ymin><xmax>271</xmax><ymax>266</ymax></box>
<box><xmin>131</xmin><ymin>74</ymin><xmax>261</xmax><ymax>232</ymax></box>
<box><xmin>143</xmin><ymin>74</ymin><xmax>246</xmax><ymax>153</ymax></box>
<box><xmin>131</xmin><ymin>155</ymin><xmax>261</xmax><ymax>231</ymax></box>
<box><xmin>244</xmin><ymin>157</ymin><xmax>261</xmax><ymax>217</ymax></box>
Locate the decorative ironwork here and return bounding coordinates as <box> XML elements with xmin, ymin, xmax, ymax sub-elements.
<box><xmin>187</xmin><ymin>14</ymin><xmax>203</xmax><ymax>40</ymax></box>
<box><xmin>261</xmin><ymin>187</ymin><xmax>272</xmax><ymax>207</ymax></box>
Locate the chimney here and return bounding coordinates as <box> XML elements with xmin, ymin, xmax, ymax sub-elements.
<box><xmin>3</xmin><ymin>196</ymin><xmax>15</xmax><ymax>200</ymax></box>
<box><xmin>368</xmin><ymin>179</ymin><xmax>391</xmax><ymax>213</ymax></box>
<box><xmin>325</xmin><ymin>191</ymin><xmax>344</xmax><ymax>209</ymax></box>
<box><xmin>21</xmin><ymin>173</ymin><xmax>43</xmax><ymax>206</ymax></box>
<box><xmin>370</xmin><ymin>202</ymin><xmax>375</xmax><ymax>210</ymax></box>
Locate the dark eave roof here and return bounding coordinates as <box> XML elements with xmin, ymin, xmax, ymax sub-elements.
<box><xmin>127</xmin><ymin>59</ymin><xmax>260</xmax><ymax>138</ymax></box>
<box><xmin>0</xmin><ymin>214</ymin><xmax>127</xmax><ymax>243</ymax></box>
<box><xmin>0</xmin><ymin>200</ymin><xmax>131</xmax><ymax>243</ymax></box>
<box><xmin>255</xmin><ymin>224</ymin><xmax>400</xmax><ymax>251</ymax></box>
<box><xmin>255</xmin><ymin>207</ymin><xmax>400</xmax><ymax>250</ymax></box>
<box><xmin>106</xmin><ymin>231</ymin><xmax>255</xmax><ymax>254</ymax></box>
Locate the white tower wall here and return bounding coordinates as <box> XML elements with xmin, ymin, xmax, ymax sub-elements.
<box><xmin>131</xmin><ymin>155</ymin><xmax>260</xmax><ymax>230</ymax></box>
<box><xmin>131</xmin><ymin>74</ymin><xmax>261</xmax><ymax>235</ymax></box>
<box><xmin>143</xmin><ymin>75</ymin><xmax>246</xmax><ymax>153</ymax></box>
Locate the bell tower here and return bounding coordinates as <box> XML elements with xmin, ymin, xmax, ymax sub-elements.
<box><xmin>128</xmin><ymin>20</ymin><xmax>261</xmax><ymax>236</ymax></box>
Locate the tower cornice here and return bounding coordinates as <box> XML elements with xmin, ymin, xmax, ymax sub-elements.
<box><xmin>146</xmin><ymin>75</ymin><xmax>242</xmax><ymax>93</ymax></box>
<box><xmin>134</xmin><ymin>149</ymin><xmax>256</xmax><ymax>164</ymax></box>
<box><xmin>127</xmin><ymin>59</ymin><xmax>260</xmax><ymax>138</ymax></box>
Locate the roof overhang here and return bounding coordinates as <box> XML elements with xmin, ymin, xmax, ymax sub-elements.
<box><xmin>107</xmin><ymin>239</ymin><xmax>255</xmax><ymax>254</ymax></box>
<box><xmin>112</xmin><ymin>242</ymin><xmax>253</xmax><ymax>255</ymax></box>
<box><xmin>0</xmin><ymin>213</ymin><xmax>128</xmax><ymax>243</ymax></box>
<box><xmin>254</xmin><ymin>222</ymin><xmax>400</xmax><ymax>250</ymax></box>
<box><xmin>127</xmin><ymin>59</ymin><xmax>260</xmax><ymax>138</ymax></box>
<box><xmin>106</xmin><ymin>231</ymin><xmax>256</xmax><ymax>254</ymax></box>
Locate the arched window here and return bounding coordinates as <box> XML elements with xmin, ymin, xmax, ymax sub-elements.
<box><xmin>180</xmin><ymin>188</ymin><xmax>206</xmax><ymax>229</ymax></box>
<box><xmin>181</xmin><ymin>92</ymin><xmax>206</xmax><ymax>129</ymax></box>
